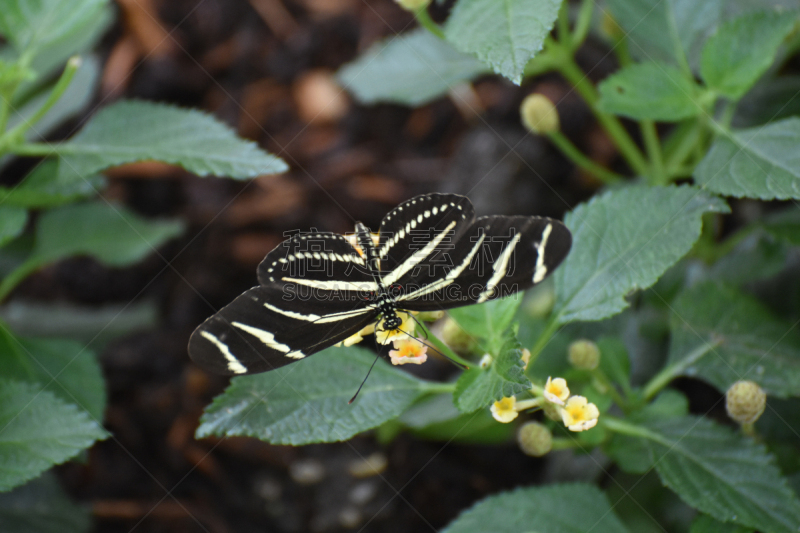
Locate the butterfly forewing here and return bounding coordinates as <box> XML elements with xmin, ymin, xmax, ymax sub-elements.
<box><xmin>378</xmin><ymin>193</ymin><xmax>475</xmax><ymax>279</ymax></box>
<box><xmin>396</xmin><ymin>215</ymin><xmax>571</xmax><ymax>310</ymax></box>
<box><xmin>189</xmin><ymin>285</ymin><xmax>378</xmax><ymax>375</ymax></box>
<box><xmin>191</xmin><ymin>231</ymin><xmax>378</xmax><ymax>375</ymax></box>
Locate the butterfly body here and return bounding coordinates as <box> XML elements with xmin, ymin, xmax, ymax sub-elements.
<box><xmin>189</xmin><ymin>193</ymin><xmax>571</xmax><ymax>375</ymax></box>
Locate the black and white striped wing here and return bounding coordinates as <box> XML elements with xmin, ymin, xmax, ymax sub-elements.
<box><xmin>390</xmin><ymin>212</ymin><xmax>571</xmax><ymax>311</ymax></box>
<box><xmin>188</xmin><ymin>285</ymin><xmax>377</xmax><ymax>375</ymax></box>
<box><xmin>189</xmin><ymin>232</ymin><xmax>377</xmax><ymax>375</ymax></box>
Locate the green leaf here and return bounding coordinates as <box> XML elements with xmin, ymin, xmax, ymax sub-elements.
<box><xmin>0</xmin><ymin>0</ymin><xmax>108</xmax><ymax>57</ymax></box>
<box><xmin>0</xmin><ymin>161</ymin><xmax>104</xmax><ymax>208</ymax></box>
<box><xmin>700</xmin><ymin>9</ymin><xmax>799</xmax><ymax>100</ymax></box>
<box><xmin>54</xmin><ymin>100</ymin><xmax>288</xmax><ymax>181</ymax></box>
<box><xmin>553</xmin><ymin>186</ymin><xmax>729</xmax><ymax>324</ymax></box>
<box><xmin>596</xmin><ymin>62</ymin><xmax>701</xmax><ymax>121</ymax></box>
<box><xmin>0</xmin><ymin>379</ymin><xmax>107</xmax><ymax>492</ymax></box>
<box><xmin>453</xmin><ymin>327</ymin><xmax>530</xmax><ymax>413</ymax></box>
<box><xmin>668</xmin><ymin>281</ymin><xmax>800</xmax><ymax>398</ymax></box>
<box><xmin>0</xmin><ymin>330</ymin><xmax>105</xmax><ymax>421</ymax></box>
<box><xmin>708</xmin><ymin>232</ymin><xmax>788</xmax><ymax>284</ymax></box>
<box><xmin>607</xmin><ymin>0</ymin><xmax>722</xmax><ymax>69</ymax></box>
<box><xmin>761</xmin><ymin>206</ymin><xmax>800</xmax><ymax>245</ymax></box>
<box><xmin>196</xmin><ymin>346</ymin><xmax>429</xmax><ymax>445</ymax></box>
<box><xmin>690</xmin><ymin>514</ymin><xmax>755</xmax><ymax>533</ymax></box>
<box><xmin>448</xmin><ymin>296</ymin><xmax>522</xmax><ymax>355</ymax></box>
<box><xmin>442</xmin><ymin>483</ymin><xmax>630</xmax><ymax>533</ymax></box>
<box><xmin>400</xmin><ymin>393</ymin><xmax>514</xmax><ymax>444</ymax></box>
<box><xmin>0</xmin><ymin>473</ymin><xmax>90</xmax><ymax>533</ymax></box>
<box><xmin>443</xmin><ymin>0</ymin><xmax>560</xmax><ymax>85</ymax></box>
<box><xmin>695</xmin><ymin>118</ymin><xmax>800</xmax><ymax>200</ymax></box>
<box><xmin>0</xmin><ymin>207</ymin><xmax>27</xmax><ymax>247</ymax></box>
<box><xmin>0</xmin><ymin>300</ymin><xmax>157</xmax><ymax>349</ymax></box>
<box><xmin>336</xmin><ymin>28</ymin><xmax>488</xmax><ymax>106</ymax></box>
<box><xmin>634</xmin><ymin>416</ymin><xmax>800</xmax><ymax>533</ymax></box>
<box><xmin>33</xmin><ymin>201</ymin><xmax>183</xmax><ymax>267</ymax></box>
<box><xmin>734</xmin><ymin>76</ymin><xmax>800</xmax><ymax>127</ymax></box>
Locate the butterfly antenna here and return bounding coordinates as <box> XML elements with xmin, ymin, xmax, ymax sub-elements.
<box><xmin>349</xmin><ymin>351</ymin><xmax>381</xmax><ymax>404</ymax></box>
<box><xmin>407</xmin><ymin>313</ymin><xmax>429</xmax><ymax>340</ymax></box>
<box><xmin>395</xmin><ymin>326</ymin><xmax>468</xmax><ymax>370</ymax></box>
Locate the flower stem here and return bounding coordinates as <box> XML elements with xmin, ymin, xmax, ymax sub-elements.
<box><xmin>591</xmin><ymin>367</ymin><xmax>627</xmax><ymax>408</ymax></box>
<box><xmin>5</xmin><ymin>56</ymin><xmax>81</xmax><ymax>142</ymax></box>
<box><xmin>527</xmin><ymin>315</ymin><xmax>560</xmax><ymax>370</ymax></box>
<box><xmin>640</xmin><ymin>120</ymin><xmax>666</xmax><ymax>184</ymax></box>
<box><xmin>414</xmin><ymin>7</ymin><xmax>445</xmax><ymax>39</ymax></box>
<box><xmin>415</xmin><ymin>322</ymin><xmax>473</xmax><ymax>368</ymax></box>
<box><xmin>642</xmin><ymin>339</ymin><xmax>722</xmax><ymax>400</ymax></box>
<box><xmin>547</xmin><ymin>130</ymin><xmax>624</xmax><ymax>184</ymax></box>
<box><xmin>0</xmin><ymin>257</ymin><xmax>46</xmax><ymax>303</ymax></box>
<box><xmin>554</xmin><ymin>54</ymin><xmax>649</xmax><ymax>176</ymax></box>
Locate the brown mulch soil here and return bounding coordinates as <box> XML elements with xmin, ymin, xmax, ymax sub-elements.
<box><xmin>37</xmin><ymin>0</ymin><xmax>621</xmax><ymax>531</ymax></box>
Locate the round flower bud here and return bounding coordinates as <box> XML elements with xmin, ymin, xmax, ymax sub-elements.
<box><xmin>520</xmin><ymin>94</ymin><xmax>559</xmax><ymax>135</ymax></box>
<box><xmin>726</xmin><ymin>380</ymin><xmax>766</xmax><ymax>424</ymax></box>
<box><xmin>395</xmin><ymin>0</ymin><xmax>430</xmax><ymax>11</ymax></box>
<box><xmin>440</xmin><ymin>317</ymin><xmax>476</xmax><ymax>354</ymax></box>
<box><xmin>568</xmin><ymin>339</ymin><xmax>600</xmax><ymax>370</ymax></box>
<box><xmin>517</xmin><ymin>421</ymin><xmax>552</xmax><ymax>457</ymax></box>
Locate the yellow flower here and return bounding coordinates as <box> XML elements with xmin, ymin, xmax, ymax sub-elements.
<box><xmin>491</xmin><ymin>397</ymin><xmax>519</xmax><ymax>423</ymax></box>
<box><xmin>560</xmin><ymin>396</ymin><xmax>600</xmax><ymax>432</ymax></box>
<box><xmin>337</xmin><ymin>323</ymin><xmax>376</xmax><ymax>347</ymax></box>
<box><xmin>543</xmin><ymin>376</ymin><xmax>570</xmax><ymax>405</ymax></box>
<box><xmin>375</xmin><ymin>311</ymin><xmax>414</xmax><ymax>344</ymax></box>
<box><xmin>388</xmin><ymin>337</ymin><xmax>428</xmax><ymax>365</ymax></box>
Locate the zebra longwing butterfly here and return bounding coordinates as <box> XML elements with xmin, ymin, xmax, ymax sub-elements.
<box><xmin>189</xmin><ymin>193</ymin><xmax>571</xmax><ymax>375</ymax></box>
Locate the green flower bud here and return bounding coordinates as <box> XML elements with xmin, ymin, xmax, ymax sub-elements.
<box><xmin>441</xmin><ymin>317</ymin><xmax>475</xmax><ymax>354</ymax></box>
<box><xmin>726</xmin><ymin>380</ymin><xmax>766</xmax><ymax>424</ymax></box>
<box><xmin>568</xmin><ymin>339</ymin><xmax>600</xmax><ymax>370</ymax></box>
<box><xmin>517</xmin><ymin>421</ymin><xmax>552</xmax><ymax>457</ymax></box>
<box><xmin>542</xmin><ymin>400</ymin><xmax>562</xmax><ymax>422</ymax></box>
<box><xmin>395</xmin><ymin>0</ymin><xmax>430</xmax><ymax>11</ymax></box>
<box><xmin>520</xmin><ymin>94</ymin><xmax>559</xmax><ymax>135</ymax></box>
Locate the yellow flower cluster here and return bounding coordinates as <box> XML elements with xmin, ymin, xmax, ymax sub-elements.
<box><xmin>337</xmin><ymin>311</ymin><xmax>428</xmax><ymax>366</ymax></box>
<box><xmin>490</xmin><ymin>376</ymin><xmax>600</xmax><ymax>432</ymax></box>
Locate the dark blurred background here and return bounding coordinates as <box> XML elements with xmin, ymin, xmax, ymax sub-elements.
<box><xmin>37</xmin><ymin>0</ymin><xmax>613</xmax><ymax>531</ymax></box>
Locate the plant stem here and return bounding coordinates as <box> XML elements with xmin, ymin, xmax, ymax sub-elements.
<box><xmin>5</xmin><ymin>56</ymin><xmax>81</xmax><ymax>142</ymax></box>
<box><xmin>414</xmin><ymin>7</ymin><xmax>445</xmax><ymax>39</ymax></box>
<box><xmin>554</xmin><ymin>55</ymin><xmax>649</xmax><ymax>176</ymax></box>
<box><xmin>415</xmin><ymin>322</ymin><xmax>473</xmax><ymax>368</ymax></box>
<box><xmin>571</xmin><ymin>0</ymin><xmax>594</xmax><ymax>51</ymax></box>
<box><xmin>527</xmin><ymin>315</ymin><xmax>560</xmax><ymax>370</ymax></box>
<box><xmin>603</xmin><ymin>416</ymin><xmax>657</xmax><ymax>439</ymax></box>
<box><xmin>0</xmin><ymin>257</ymin><xmax>45</xmax><ymax>303</ymax></box>
<box><xmin>547</xmin><ymin>130</ymin><xmax>624</xmax><ymax>184</ymax></box>
<box><xmin>640</xmin><ymin>120</ymin><xmax>666</xmax><ymax>184</ymax></box>
<box><xmin>8</xmin><ymin>142</ymin><xmax>60</xmax><ymax>157</ymax></box>
<box><xmin>591</xmin><ymin>368</ymin><xmax>627</xmax><ymax>408</ymax></box>
<box><xmin>419</xmin><ymin>381</ymin><xmax>457</xmax><ymax>394</ymax></box>
<box><xmin>642</xmin><ymin>339</ymin><xmax>722</xmax><ymax>400</ymax></box>
<box><xmin>664</xmin><ymin>119</ymin><xmax>702</xmax><ymax>174</ymax></box>
<box><xmin>557</xmin><ymin>0</ymin><xmax>571</xmax><ymax>48</ymax></box>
